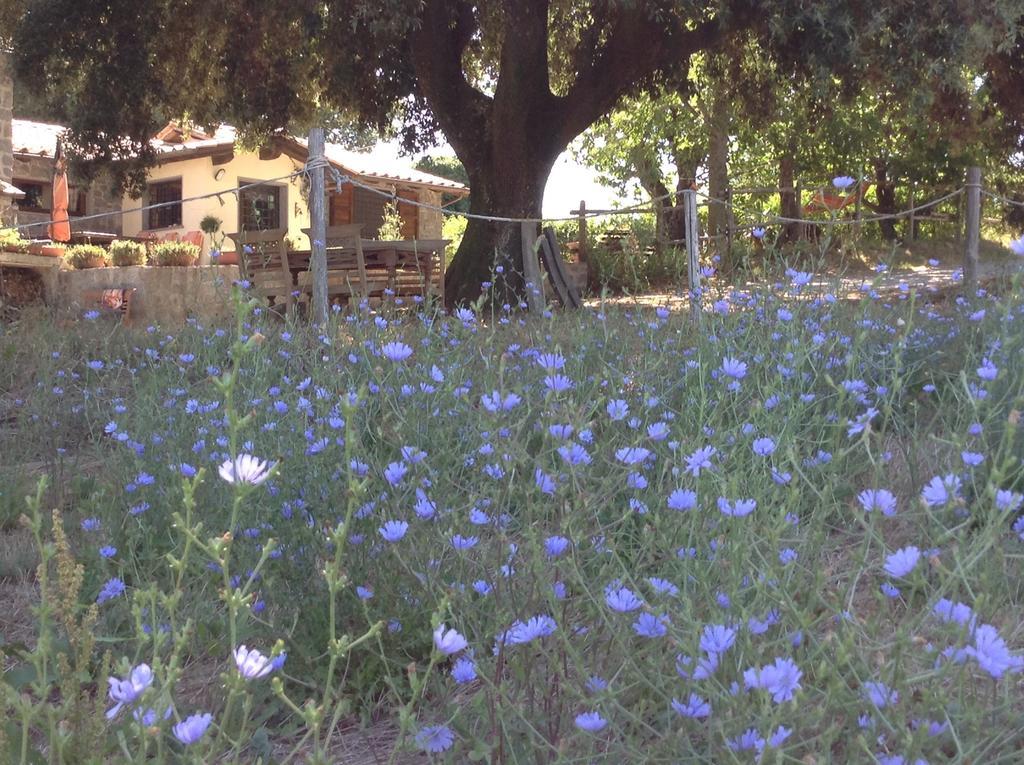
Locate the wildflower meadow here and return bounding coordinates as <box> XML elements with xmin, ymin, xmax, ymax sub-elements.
<box><xmin>3</xmin><ymin>267</ymin><xmax>1024</xmax><ymax>764</ymax></box>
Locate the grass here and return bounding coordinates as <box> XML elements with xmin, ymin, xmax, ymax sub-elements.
<box><xmin>1</xmin><ymin>267</ymin><xmax>1024</xmax><ymax>763</ymax></box>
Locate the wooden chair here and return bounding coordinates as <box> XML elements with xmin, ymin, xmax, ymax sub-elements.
<box><xmin>297</xmin><ymin>225</ymin><xmax>367</xmax><ymax>303</ymax></box>
<box><xmin>181</xmin><ymin>231</ymin><xmax>204</xmax><ymax>248</ymax></box>
<box><xmin>388</xmin><ymin>243</ymin><xmax>445</xmax><ymax>299</ymax></box>
<box><xmin>225</xmin><ymin>229</ymin><xmax>294</xmax><ymax>313</ymax></box>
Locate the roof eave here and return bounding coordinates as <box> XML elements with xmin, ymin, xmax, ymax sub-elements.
<box><xmin>327</xmin><ymin>162</ymin><xmax>469</xmax><ymax>196</ymax></box>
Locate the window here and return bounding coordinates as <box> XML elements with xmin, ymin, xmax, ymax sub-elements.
<box><xmin>14</xmin><ymin>179</ymin><xmax>48</xmax><ymax>212</ymax></box>
<box><xmin>147</xmin><ymin>179</ymin><xmax>182</xmax><ymax>229</ymax></box>
<box><xmin>239</xmin><ymin>183</ymin><xmax>283</xmax><ymax>231</ymax></box>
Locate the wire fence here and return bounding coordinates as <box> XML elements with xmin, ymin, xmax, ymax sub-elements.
<box><xmin>6</xmin><ymin>154</ymin><xmax>1014</xmax><ymax>244</ymax></box>
<box><xmin>9</xmin><ymin>170</ymin><xmax>311</xmax><ymax>236</ymax></box>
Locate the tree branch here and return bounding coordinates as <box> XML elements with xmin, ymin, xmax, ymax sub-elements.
<box><xmin>493</xmin><ymin>0</ymin><xmax>554</xmax><ymax>119</ymax></box>
<box><xmin>558</xmin><ymin>9</ymin><xmax>734</xmax><ymax>144</ymax></box>
<box><xmin>408</xmin><ymin>0</ymin><xmax>491</xmax><ymax>161</ymax></box>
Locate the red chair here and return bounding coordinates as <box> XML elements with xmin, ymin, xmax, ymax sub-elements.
<box><xmin>182</xmin><ymin>231</ymin><xmax>204</xmax><ymax>248</ymax></box>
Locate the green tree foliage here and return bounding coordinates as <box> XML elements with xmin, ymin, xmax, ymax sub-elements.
<box><xmin>414</xmin><ymin>155</ymin><xmax>470</xmax><ymax>213</ymax></box>
<box><xmin>583</xmin><ymin>23</ymin><xmax>1024</xmax><ymax>251</ymax></box>
<box><xmin>6</xmin><ymin>1</ymin><xmax>1024</xmax><ymax>302</ymax></box>
<box><xmin>575</xmin><ymin>52</ymin><xmax>735</xmax><ymax>251</ymax></box>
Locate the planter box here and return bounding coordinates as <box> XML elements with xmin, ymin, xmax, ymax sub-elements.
<box><xmin>27</xmin><ymin>244</ymin><xmax>66</xmax><ymax>258</ymax></box>
<box><xmin>154</xmin><ymin>255</ymin><xmax>198</xmax><ymax>267</ymax></box>
<box><xmin>212</xmin><ymin>250</ymin><xmax>239</xmax><ymax>266</ymax></box>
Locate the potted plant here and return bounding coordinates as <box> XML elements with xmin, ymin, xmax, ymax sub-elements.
<box><xmin>65</xmin><ymin>244</ymin><xmax>110</xmax><ymax>269</ymax></box>
<box><xmin>150</xmin><ymin>241</ymin><xmax>200</xmax><ymax>267</ymax></box>
<box><xmin>28</xmin><ymin>243</ymin><xmax>67</xmax><ymax>258</ymax></box>
<box><xmin>108</xmin><ymin>240</ymin><xmax>147</xmax><ymax>267</ymax></box>
<box><xmin>0</xmin><ymin>228</ymin><xmax>31</xmax><ymax>254</ymax></box>
<box><xmin>200</xmin><ymin>213</ymin><xmax>237</xmax><ymax>265</ymax></box>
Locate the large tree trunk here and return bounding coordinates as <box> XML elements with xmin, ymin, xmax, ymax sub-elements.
<box><xmin>779</xmin><ymin>153</ymin><xmax>801</xmax><ymax>243</ymax></box>
<box><xmin>664</xmin><ymin>172</ymin><xmax>696</xmax><ymax>245</ymax></box>
<box><xmin>635</xmin><ymin>150</ymin><xmax>692</xmax><ymax>251</ymax></box>
<box><xmin>407</xmin><ymin>0</ymin><xmax>726</xmax><ymax>306</ymax></box>
<box><xmin>445</xmin><ymin>149</ymin><xmax>560</xmax><ymax>305</ymax></box>
<box><xmin>707</xmin><ymin>88</ymin><xmax>730</xmax><ymax>246</ymax></box>
<box><xmin>872</xmin><ymin>158</ymin><xmax>899</xmax><ymax>241</ymax></box>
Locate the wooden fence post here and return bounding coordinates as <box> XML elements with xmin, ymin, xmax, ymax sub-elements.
<box><xmin>520</xmin><ymin>220</ymin><xmax>544</xmax><ymax>316</ymax></box>
<box><xmin>577</xmin><ymin>200</ymin><xmax>588</xmax><ymax>264</ymax></box>
<box><xmin>853</xmin><ymin>176</ymin><xmax>863</xmax><ymax>240</ymax></box>
<box><xmin>794</xmin><ymin>180</ymin><xmax>803</xmax><ymax>240</ymax></box>
<box><xmin>908</xmin><ymin>180</ymin><xmax>916</xmax><ymax>242</ymax></box>
<box><xmin>683</xmin><ymin>188</ymin><xmax>700</xmax><ymax>314</ymax></box>
<box><xmin>724</xmin><ymin>186</ymin><xmax>734</xmax><ymax>264</ymax></box>
<box><xmin>964</xmin><ymin>166</ymin><xmax>981</xmax><ymax>294</ymax></box>
<box><xmin>308</xmin><ymin>127</ymin><xmax>328</xmax><ymax>325</ymax></box>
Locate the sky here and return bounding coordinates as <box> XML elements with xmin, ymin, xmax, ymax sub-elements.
<box><xmin>541</xmin><ymin>151</ymin><xmax>622</xmax><ymax>219</ymax></box>
<box><xmin>359</xmin><ymin>140</ymin><xmax>622</xmax><ymax>220</ymax></box>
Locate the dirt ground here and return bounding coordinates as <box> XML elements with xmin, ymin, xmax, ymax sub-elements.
<box><xmin>589</xmin><ymin>237</ymin><xmax>1023</xmax><ymax>309</ymax></box>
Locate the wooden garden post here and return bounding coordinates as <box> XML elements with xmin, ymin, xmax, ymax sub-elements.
<box><xmin>683</xmin><ymin>187</ymin><xmax>700</xmax><ymax>314</ymax></box>
<box><xmin>577</xmin><ymin>199</ymin><xmax>588</xmax><ymax>264</ymax></box>
<box><xmin>308</xmin><ymin>127</ymin><xmax>328</xmax><ymax>326</ymax></box>
<box><xmin>724</xmin><ymin>185</ymin><xmax>734</xmax><ymax>265</ymax></box>
<box><xmin>853</xmin><ymin>168</ymin><xmax>864</xmax><ymax>240</ymax></box>
<box><xmin>908</xmin><ymin>179</ymin><xmax>916</xmax><ymax>242</ymax></box>
<box><xmin>963</xmin><ymin>166</ymin><xmax>981</xmax><ymax>294</ymax></box>
<box><xmin>519</xmin><ymin>220</ymin><xmax>544</xmax><ymax>316</ymax></box>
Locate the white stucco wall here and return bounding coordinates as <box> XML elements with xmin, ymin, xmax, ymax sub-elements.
<box><xmin>121</xmin><ymin>151</ymin><xmax>312</xmax><ymax>261</ymax></box>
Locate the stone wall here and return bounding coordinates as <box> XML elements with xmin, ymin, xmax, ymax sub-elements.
<box><xmin>0</xmin><ymin>51</ymin><xmax>15</xmax><ymax>225</ymax></box>
<box><xmin>78</xmin><ymin>169</ymin><xmax>124</xmax><ymax>234</ymax></box>
<box><xmin>417</xmin><ymin>189</ymin><xmax>444</xmax><ymax>240</ymax></box>
<box><xmin>14</xmin><ymin>154</ymin><xmax>123</xmax><ymax>237</ymax></box>
<box><xmin>54</xmin><ymin>265</ymin><xmax>240</xmax><ymax>325</ymax></box>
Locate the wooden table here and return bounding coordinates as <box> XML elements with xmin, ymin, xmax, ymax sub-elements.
<box><xmin>289</xmin><ymin>239</ymin><xmax>448</xmax><ymax>302</ymax></box>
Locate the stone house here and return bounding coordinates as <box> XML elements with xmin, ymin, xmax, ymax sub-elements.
<box><xmin>0</xmin><ymin>49</ymin><xmax>466</xmax><ymax>248</ymax></box>
<box><xmin>119</xmin><ymin>124</ymin><xmax>466</xmax><ymax>260</ymax></box>
<box><xmin>0</xmin><ymin>51</ymin><xmax>122</xmax><ymax>237</ymax></box>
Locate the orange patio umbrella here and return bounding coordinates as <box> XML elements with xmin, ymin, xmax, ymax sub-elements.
<box><xmin>48</xmin><ymin>141</ymin><xmax>71</xmax><ymax>242</ymax></box>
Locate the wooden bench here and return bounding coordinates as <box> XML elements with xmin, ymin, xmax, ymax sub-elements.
<box><xmin>225</xmin><ymin>229</ymin><xmax>294</xmax><ymax>313</ymax></box>
<box><xmin>361</xmin><ymin>240</ymin><xmax>446</xmax><ymax>303</ymax></box>
<box><xmin>294</xmin><ymin>230</ymin><xmax>447</xmax><ymax>305</ymax></box>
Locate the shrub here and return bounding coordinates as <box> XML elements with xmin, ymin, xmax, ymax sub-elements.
<box><xmin>64</xmin><ymin>244</ymin><xmax>110</xmax><ymax>269</ymax></box>
<box><xmin>441</xmin><ymin>214</ymin><xmax>467</xmax><ymax>260</ymax></box>
<box><xmin>0</xmin><ymin>227</ymin><xmax>30</xmax><ymax>252</ymax></box>
<box><xmin>108</xmin><ymin>239</ymin><xmax>147</xmax><ymax>267</ymax></box>
<box><xmin>377</xmin><ymin>199</ymin><xmax>403</xmax><ymax>240</ymax></box>
<box><xmin>149</xmin><ymin>241</ymin><xmax>200</xmax><ymax>267</ymax></box>
<box><xmin>199</xmin><ymin>214</ymin><xmax>222</xmax><ymax>236</ymax></box>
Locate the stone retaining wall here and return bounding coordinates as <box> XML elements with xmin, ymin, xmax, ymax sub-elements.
<box><xmin>55</xmin><ymin>265</ymin><xmax>240</xmax><ymax>325</ymax></box>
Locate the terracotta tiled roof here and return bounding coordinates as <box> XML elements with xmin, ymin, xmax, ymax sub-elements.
<box><xmin>13</xmin><ymin>119</ymin><xmax>469</xmax><ymax>194</ymax></box>
<box><xmin>12</xmin><ymin>119</ymin><xmax>65</xmax><ymax>157</ymax></box>
<box><xmin>0</xmin><ymin>179</ymin><xmax>24</xmax><ymax>197</ymax></box>
<box><xmin>150</xmin><ymin>124</ymin><xmax>237</xmax><ymax>155</ymax></box>
<box><xmin>153</xmin><ymin>123</ymin><xmax>468</xmax><ymax>194</ymax></box>
<box><xmin>323</xmin><ymin>144</ymin><xmax>468</xmax><ymax>193</ymax></box>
